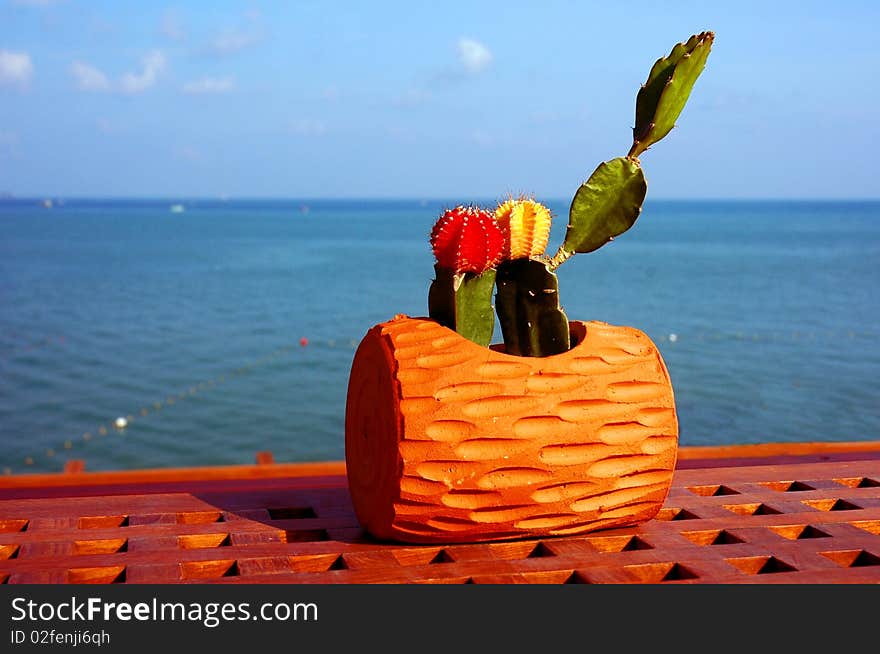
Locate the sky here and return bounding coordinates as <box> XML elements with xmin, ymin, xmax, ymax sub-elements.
<box><xmin>0</xmin><ymin>0</ymin><xmax>878</xmax><ymax>200</ymax></box>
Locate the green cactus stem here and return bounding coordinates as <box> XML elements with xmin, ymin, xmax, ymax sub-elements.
<box><xmin>549</xmin><ymin>157</ymin><xmax>648</xmax><ymax>270</ymax></box>
<box><xmin>495</xmin><ymin>259</ymin><xmax>570</xmax><ymax>357</ymax></box>
<box><xmin>629</xmin><ymin>31</ymin><xmax>714</xmax><ymax>159</ymax></box>
<box><xmin>548</xmin><ymin>32</ymin><xmax>712</xmax><ymax>271</ymax></box>
<box><xmin>428</xmin><ymin>265</ymin><xmax>496</xmax><ymax>347</ymax></box>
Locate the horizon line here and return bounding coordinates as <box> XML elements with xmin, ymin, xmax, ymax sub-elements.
<box><xmin>3</xmin><ymin>195</ymin><xmax>880</xmax><ymax>203</ymax></box>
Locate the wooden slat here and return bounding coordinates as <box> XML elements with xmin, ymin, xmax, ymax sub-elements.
<box><xmin>1</xmin><ymin>445</ymin><xmax>879</xmax><ymax>584</ymax></box>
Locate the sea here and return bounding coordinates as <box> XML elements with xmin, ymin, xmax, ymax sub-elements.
<box><xmin>1</xmin><ymin>198</ymin><xmax>878</xmax><ymax>474</ymax></box>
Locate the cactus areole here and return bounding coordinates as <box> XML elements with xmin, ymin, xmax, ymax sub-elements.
<box><xmin>345</xmin><ymin>32</ymin><xmax>712</xmax><ymax>544</ymax></box>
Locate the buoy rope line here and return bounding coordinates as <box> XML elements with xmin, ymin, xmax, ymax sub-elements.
<box><xmin>2</xmin><ymin>337</ymin><xmax>361</xmax><ymax>476</ymax></box>
<box><xmin>2</xmin><ymin>329</ymin><xmax>877</xmax><ymax>475</ymax></box>
<box><xmin>0</xmin><ymin>335</ymin><xmax>67</xmax><ymax>365</ymax></box>
<box><xmin>652</xmin><ymin>329</ymin><xmax>877</xmax><ymax>344</ymax></box>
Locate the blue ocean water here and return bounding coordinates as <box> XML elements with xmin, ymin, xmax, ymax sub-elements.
<box><xmin>1</xmin><ymin>198</ymin><xmax>878</xmax><ymax>474</ymax></box>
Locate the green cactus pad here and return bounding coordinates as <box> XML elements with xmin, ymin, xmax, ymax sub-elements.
<box><xmin>550</xmin><ymin>157</ymin><xmax>647</xmax><ymax>267</ymax></box>
<box><xmin>629</xmin><ymin>31</ymin><xmax>714</xmax><ymax>159</ymax></box>
<box><xmin>495</xmin><ymin>259</ymin><xmax>570</xmax><ymax>357</ymax></box>
<box><xmin>428</xmin><ymin>265</ymin><xmax>496</xmax><ymax>347</ymax></box>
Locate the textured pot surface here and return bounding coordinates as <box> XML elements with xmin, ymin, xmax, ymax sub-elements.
<box><xmin>345</xmin><ymin>314</ymin><xmax>678</xmax><ymax>543</ymax></box>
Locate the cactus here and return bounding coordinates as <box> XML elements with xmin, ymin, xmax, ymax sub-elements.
<box><xmin>496</xmin><ymin>258</ymin><xmax>570</xmax><ymax>357</ymax></box>
<box><xmin>428</xmin><ymin>205</ymin><xmax>505</xmax><ymax>347</ymax></box>
<box><xmin>494</xmin><ymin>196</ymin><xmax>553</xmax><ymax>260</ymax></box>
<box><xmin>492</xmin><ymin>198</ymin><xmax>570</xmax><ymax>356</ymax></box>
<box><xmin>426</xmin><ymin>32</ymin><xmax>713</xmax><ymax>355</ymax></box>
<box><xmin>549</xmin><ymin>32</ymin><xmax>713</xmax><ymax>270</ymax></box>
<box><xmin>548</xmin><ymin>157</ymin><xmax>647</xmax><ymax>269</ymax></box>
<box><xmin>629</xmin><ymin>31</ymin><xmax>714</xmax><ymax>159</ymax></box>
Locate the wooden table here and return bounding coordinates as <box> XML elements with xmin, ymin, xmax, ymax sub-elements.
<box><xmin>2</xmin><ymin>442</ymin><xmax>879</xmax><ymax>584</ymax></box>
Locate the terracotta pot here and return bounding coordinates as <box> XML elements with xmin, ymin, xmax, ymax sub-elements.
<box><xmin>345</xmin><ymin>314</ymin><xmax>678</xmax><ymax>544</ymax></box>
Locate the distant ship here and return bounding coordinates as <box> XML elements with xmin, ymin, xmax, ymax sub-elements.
<box><xmin>42</xmin><ymin>198</ymin><xmax>53</xmax><ymax>209</ymax></box>
<box><xmin>169</xmin><ymin>203</ymin><xmax>186</xmax><ymax>214</ymax></box>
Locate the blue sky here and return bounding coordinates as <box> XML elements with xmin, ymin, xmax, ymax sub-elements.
<box><xmin>1</xmin><ymin>1</ymin><xmax>878</xmax><ymax>199</ymax></box>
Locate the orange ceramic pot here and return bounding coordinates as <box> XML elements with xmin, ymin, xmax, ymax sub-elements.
<box><xmin>344</xmin><ymin>314</ymin><xmax>678</xmax><ymax>544</ymax></box>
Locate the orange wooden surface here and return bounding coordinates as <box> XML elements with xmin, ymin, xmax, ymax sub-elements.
<box><xmin>1</xmin><ymin>442</ymin><xmax>879</xmax><ymax>584</ymax></box>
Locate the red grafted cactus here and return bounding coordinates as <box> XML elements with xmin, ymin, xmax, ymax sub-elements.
<box><xmin>428</xmin><ymin>205</ymin><xmax>504</xmax><ymax>347</ymax></box>
<box><xmin>430</xmin><ymin>205</ymin><xmax>505</xmax><ymax>274</ymax></box>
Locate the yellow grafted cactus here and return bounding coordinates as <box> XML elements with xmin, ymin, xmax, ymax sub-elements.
<box><xmin>494</xmin><ymin>197</ymin><xmax>552</xmax><ymax>260</ymax></box>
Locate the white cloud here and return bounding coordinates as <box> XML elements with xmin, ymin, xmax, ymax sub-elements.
<box><xmin>174</xmin><ymin>145</ymin><xmax>204</xmax><ymax>162</ymax></box>
<box><xmin>457</xmin><ymin>38</ymin><xmax>492</xmax><ymax>74</ymax></box>
<box><xmin>0</xmin><ymin>130</ymin><xmax>20</xmax><ymax>159</ymax></box>
<box><xmin>160</xmin><ymin>9</ymin><xmax>186</xmax><ymax>42</ymax></box>
<box><xmin>203</xmin><ymin>11</ymin><xmax>265</xmax><ymax>56</ymax></box>
<box><xmin>386</xmin><ymin>125</ymin><xmax>415</xmax><ymax>143</ymax></box>
<box><xmin>120</xmin><ymin>51</ymin><xmax>166</xmax><ymax>94</ymax></box>
<box><xmin>69</xmin><ymin>52</ymin><xmax>167</xmax><ymax>94</ymax></box>
<box><xmin>10</xmin><ymin>0</ymin><xmax>63</xmax><ymax>6</ymax></box>
<box><xmin>392</xmin><ymin>88</ymin><xmax>431</xmax><ymax>108</ymax></box>
<box><xmin>182</xmin><ymin>76</ymin><xmax>234</xmax><ymax>94</ymax></box>
<box><xmin>528</xmin><ymin>111</ymin><xmax>561</xmax><ymax>125</ymax></box>
<box><xmin>70</xmin><ymin>61</ymin><xmax>110</xmax><ymax>91</ymax></box>
<box><xmin>289</xmin><ymin>119</ymin><xmax>327</xmax><ymax>137</ymax></box>
<box><xmin>0</xmin><ymin>50</ymin><xmax>33</xmax><ymax>85</ymax></box>
<box><xmin>208</xmin><ymin>30</ymin><xmax>261</xmax><ymax>55</ymax></box>
<box><xmin>96</xmin><ymin>118</ymin><xmax>124</xmax><ymax>134</ymax></box>
<box><xmin>470</xmin><ymin>129</ymin><xmax>494</xmax><ymax>147</ymax></box>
